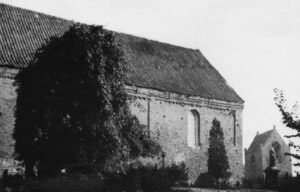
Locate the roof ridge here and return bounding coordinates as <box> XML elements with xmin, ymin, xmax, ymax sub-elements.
<box><xmin>114</xmin><ymin>31</ymin><xmax>199</xmax><ymax>52</ymax></box>
<box><xmin>247</xmin><ymin>129</ymin><xmax>274</xmax><ymax>152</ymax></box>
<box><xmin>257</xmin><ymin>129</ymin><xmax>273</xmax><ymax>136</ymax></box>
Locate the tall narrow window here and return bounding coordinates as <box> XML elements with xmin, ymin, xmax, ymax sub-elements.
<box><xmin>188</xmin><ymin>110</ymin><xmax>200</xmax><ymax>147</ymax></box>
<box><xmin>233</xmin><ymin>111</ymin><xmax>236</xmax><ymax>146</ymax></box>
<box><xmin>250</xmin><ymin>154</ymin><xmax>256</xmax><ymax>166</ymax></box>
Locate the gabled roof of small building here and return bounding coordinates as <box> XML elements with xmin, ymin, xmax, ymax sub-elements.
<box><xmin>0</xmin><ymin>3</ymin><xmax>243</xmax><ymax>103</ymax></box>
<box><xmin>247</xmin><ymin>130</ymin><xmax>273</xmax><ymax>153</ymax></box>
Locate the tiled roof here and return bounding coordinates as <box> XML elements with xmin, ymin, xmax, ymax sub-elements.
<box><xmin>0</xmin><ymin>3</ymin><xmax>243</xmax><ymax>103</ymax></box>
<box><xmin>247</xmin><ymin>130</ymin><xmax>273</xmax><ymax>153</ymax></box>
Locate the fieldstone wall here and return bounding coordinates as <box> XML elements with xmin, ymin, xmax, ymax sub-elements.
<box><xmin>128</xmin><ymin>86</ymin><xmax>244</xmax><ymax>184</ymax></box>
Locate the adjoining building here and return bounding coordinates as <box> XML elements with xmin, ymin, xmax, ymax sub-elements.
<box><xmin>0</xmin><ymin>3</ymin><xmax>244</xmax><ymax>183</ymax></box>
<box><xmin>244</xmin><ymin>126</ymin><xmax>292</xmax><ymax>186</ymax></box>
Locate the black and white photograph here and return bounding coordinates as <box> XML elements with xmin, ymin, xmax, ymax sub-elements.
<box><xmin>0</xmin><ymin>0</ymin><xmax>300</xmax><ymax>191</ymax></box>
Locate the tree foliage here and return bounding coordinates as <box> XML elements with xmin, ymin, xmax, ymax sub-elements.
<box><xmin>207</xmin><ymin>118</ymin><xmax>231</xmax><ymax>180</ymax></box>
<box><xmin>13</xmin><ymin>24</ymin><xmax>161</xmax><ymax>177</ymax></box>
<box><xmin>274</xmin><ymin>88</ymin><xmax>300</xmax><ymax>166</ymax></box>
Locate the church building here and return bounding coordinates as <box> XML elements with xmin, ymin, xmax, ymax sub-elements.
<box><xmin>0</xmin><ymin>3</ymin><xmax>244</xmax><ymax>183</ymax></box>
<box><xmin>244</xmin><ymin>127</ymin><xmax>292</xmax><ymax>186</ymax></box>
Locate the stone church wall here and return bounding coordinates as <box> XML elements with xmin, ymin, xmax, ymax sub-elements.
<box><xmin>128</xmin><ymin>86</ymin><xmax>244</xmax><ymax>184</ymax></box>
<box><xmin>244</xmin><ymin>148</ymin><xmax>265</xmax><ymax>184</ymax></box>
<box><xmin>0</xmin><ymin>68</ymin><xmax>19</xmax><ymax>172</ymax></box>
<box><xmin>0</xmin><ymin>70</ymin><xmax>244</xmax><ymax>184</ymax></box>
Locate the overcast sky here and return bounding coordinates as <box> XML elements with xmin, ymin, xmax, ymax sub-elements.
<box><xmin>2</xmin><ymin>0</ymin><xmax>300</xmax><ymax>171</ymax></box>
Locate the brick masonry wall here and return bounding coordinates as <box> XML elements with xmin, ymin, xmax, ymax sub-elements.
<box><xmin>129</xmin><ymin>87</ymin><xmax>244</xmax><ymax>184</ymax></box>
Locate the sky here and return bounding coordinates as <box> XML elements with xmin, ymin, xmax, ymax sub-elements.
<box><xmin>2</xmin><ymin>0</ymin><xmax>300</xmax><ymax>171</ymax></box>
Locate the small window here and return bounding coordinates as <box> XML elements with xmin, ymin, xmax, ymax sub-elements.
<box><xmin>188</xmin><ymin>110</ymin><xmax>200</xmax><ymax>147</ymax></box>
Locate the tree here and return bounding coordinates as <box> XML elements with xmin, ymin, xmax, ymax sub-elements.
<box><xmin>13</xmin><ymin>24</ymin><xmax>160</xmax><ymax>177</ymax></box>
<box><xmin>207</xmin><ymin>118</ymin><xmax>231</xmax><ymax>181</ymax></box>
<box><xmin>274</xmin><ymin>88</ymin><xmax>300</xmax><ymax>166</ymax></box>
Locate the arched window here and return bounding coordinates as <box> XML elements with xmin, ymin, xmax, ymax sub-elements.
<box><xmin>188</xmin><ymin>110</ymin><xmax>200</xmax><ymax>147</ymax></box>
